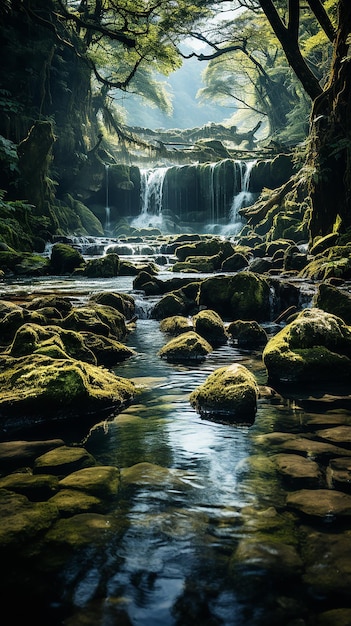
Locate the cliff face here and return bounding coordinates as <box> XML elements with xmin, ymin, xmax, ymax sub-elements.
<box><xmin>0</xmin><ymin>0</ymin><xmax>102</xmax><ymax>246</ymax></box>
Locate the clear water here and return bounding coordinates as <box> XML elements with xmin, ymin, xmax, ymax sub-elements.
<box><xmin>1</xmin><ymin>272</ymin><xmax>351</xmax><ymax>626</ymax></box>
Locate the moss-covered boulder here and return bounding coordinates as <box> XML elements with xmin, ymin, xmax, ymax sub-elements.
<box><xmin>227</xmin><ymin>320</ymin><xmax>268</xmax><ymax>349</ymax></box>
<box><xmin>263</xmin><ymin>308</ymin><xmax>351</xmax><ymax>383</ymax></box>
<box><xmin>0</xmin><ymin>308</ymin><xmax>48</xmax><ymax>344</ymax></box>
<box><xmin>299</xmin><ymin>245</ymin><xmax>351</xmax><ymax>281</ymax></box>
<box><xmin>159</xmin><ymin>315</ymin><xmax>194</xmax><ymax>336</ymax></box>
<box><xmin>83</xmin><ymin>253</ymin><xmax>120</xmax><ymax>278</ymax></box>
<box><xmin>151</xmin><ymin>292</ymin><xmax>190</xmax><ymax>320</ymax></box>
<box><xmin>221</xmin><ymin>252</ymin><xmax>249</xmax><ymax>272</ymax></box>
<box><xmin>50</xmin><ymin>243</ymin><xmax>85</xmax><ymax>275</ymax></box>
<box><xmin>314</xmin><ymin>283</ymin><xmax>351</xmax><ymax>325</ymax></box>
<box><xmin>80</xmin><ymin>331</ymin><xmax>136</xmax><ymax>366</ymax></box>
<box><xmin>0</xmin><ymin>354</ymin><xmax>135</xmax><ymax>431</ymax></box>
<box><xmin>26</xmin><ymin>295</ymin><xmax>73</xmax><ymax>316</ymax></box>
<box><xmin>89</xmin><ymin>291</ymin><xmax>135</xmax><ymax>319</ymax></box>
<box><xmin>189</xmin><ymin>363</ymin><xmax>258</xmax><ymax>423</ymax></box>
<box><xmin>192</xmin><ymin>309</ymin><xmax>227</xmax><ymax>347</ymax></box>
<box><xmin>61</xmin><ymin>304</ymin><xmax>127</xmax><ymax>340</ymax></box>
<box><xmin>8</xmin><ymin>323</ymin><xmax>97</xmax><ymax>364</ymax></box>
<box><xmin>197</xmin><ymin>272</ymin><xmax>271</xmax><ymax>321</ymax></box>
<box><xmin>158</xmin><ymin>331</ymin><xmax>213</xmax><ymax>363</ymax></box>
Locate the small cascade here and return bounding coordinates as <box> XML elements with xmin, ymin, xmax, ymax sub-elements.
<box><xmin>131</xmin><ymin>167</ymin><xmax>169</xmax><ymax>230</ymax></box>
<box><xmin>104</xmin><ymin>164</ymin><xmax>111</xmax><ymax>233</ymax></box>
<box><xmin>220</xmin><ymin>160</ymin><xmax>257</xmax><ymax>235</ymax></box>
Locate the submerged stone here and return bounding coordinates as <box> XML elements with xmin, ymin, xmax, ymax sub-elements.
<box><xmin>0</xmin><ymin>489</ymin><xmax>59</xmax><ymax>550</ymax></box>
<box><xmin>189</xmin><ymin>363</ymin><xmax>258</xmax><ymax>423</ymax></box>
<box><xmin>286</xmin><ymin>488</ymin><xmax>351</xmax><ymax>518</ymax></box>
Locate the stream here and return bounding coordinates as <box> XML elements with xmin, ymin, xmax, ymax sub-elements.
<box><xmin>1</xmin><ymin>256</ymin><xmax>351</xmax><ymax>626</ymax></box>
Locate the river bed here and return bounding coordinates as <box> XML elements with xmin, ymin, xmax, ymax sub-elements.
<box><xmin>1</xmin><ymin>267</ymin><xmax>351</xmax><ymax>626</ymax></box>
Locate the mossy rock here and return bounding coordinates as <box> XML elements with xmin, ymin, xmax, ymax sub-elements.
<box><xmin>263</xmin><ymin>307</ymin><xmax>351</xmax><ymax>383</ymax></box>
<box><xmin>48</xmin><ymin>489</ymin><xmax>103</xmax><ymax>516</ymax></box>
<box><xmin>8</xmin><ymin>323</ymin><xmax>97</xmax><ymax>364</ymax></box>
<box><xmin>159</xmin><ymin>315</ymin><xmax>194</xmax><ymax>336</ymax></box>
<box><xmin>158</xmin><ymin>331</ymin><xmax>213</xmax><ymax>363</ymax></box>
<box><xmin>0</xmin><ymin>489</ymin><xmax>59</xmax><ymax>550</ymax></box>
<box><xmin>50</xmin><ymin>244</ymin><xmax>85</xmax><ymax>275</ymax></box>
<box><xmin>81</xmin><ymin>331</ymin><xmax>136</xmax><ymax>366</ymax></box>
<box><xmin>221</xmin><ymin>252</ymin><xmax>249</xmax><ymax>272</ymax></box>
<box><xmin>299</xmin><ymin>245</ymin><xmax>351</xmax><ymax>281</ymax></box>
<box><xmin>0</xmin><ymin>473</ymin><xmax>59</xmax><ymax>501</ymax></box>
<box><xmin>314</xmin><ymin>283</ymin><xmax>351</xmax><ymax>325</ymax></box>
<box><xmin>197</xmin><ymin>272</ymin><xmax>271</xmax><ymax>321</ymax></box>
<box><xmin>33</xmin><ymin>445</ymin><xmax>97</xmax><ymax>477</ymax></box>
<box><xmin>59</xmin><ymin>466</ymin><xmax>120</xmax><ymax>499</ymax></box>
<box><xmin>227</xmin><ymin>320</ymin><xmax>268</xmax><ymax>349</ymax></box>
<box><xmin>89</xmin><ymin>291</ymin><xmax>135</xmax><ymax>319</ymax></box>
<box><xmin>83</xmin><ymin>253</ymin><xmax>120</xmax><ymax>278</ymax></box>
<box><xmin>10</xmin><ymin>253</ymin><xmax>50</xmax><ymax>276</ymax></box>
<box><xmin>0</xmin><ymin>308</ymin><xmax>48</xmax><ymax>344</ymax></box>
<box><xmin>189</xmin><ymin>363</ymin><xmax>258</xmax><ymax>423</ymax></box>
<box><xmin>192</xmin><ymin>309</ymin><xmax>227</xmax><ymax>347</ymax></box>
<box><xmin>26</xmin><ymin>295</ymin><xmax>73</xmax><ymax>315</ymax></box>
<box><xmin>151</xmin><ymin>292</ymin><xmax>189</xmax><ymax>320</ymax></box>
<box><xmin>61</xmin><ymin>305</ymin><xmax>127</xmax><ymax>340</ymax></box>
<box><xmin>0</xmin><ymin>354</ymin><xmax>135</xmax><ymax>429</ymax></box>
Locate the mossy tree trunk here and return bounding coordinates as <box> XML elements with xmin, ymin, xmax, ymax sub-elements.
<box><xmin>308</xmin><ymin>0</ymin><xmax>351</xmax><ymax>239</ymax></box>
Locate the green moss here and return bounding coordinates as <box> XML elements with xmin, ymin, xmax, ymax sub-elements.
<box><xmin>158</xmin><ymin>331</ymin><xmax>213</xmax><ymax>362</ymax></box>
<box><xmin>159</xmin><ymin>316</ymin><xmax>193</xmax><ymax>336</ymax></box>
<box><xmin>263</xmin><ymin>308</ymin><xmax>351</xmax><ymax>383</ymax></box>
<box><xmin>189</xmin><ymin>363</ymin><xmax>258</xmax><ymax>422</ymax></box>
<box><xmin>192</xmin><ymin>309</ymin><xmax>227</xmax><ymax>347</ymax></box>
<box><xmin>50</xmin><ymin>244</ymin><xmax>85</xmax><ymax>275</ymax></box>
<box><xmin>0</xmin><ymin>354</ymin><xmax>135</xmax><ymax>420</ymax></box>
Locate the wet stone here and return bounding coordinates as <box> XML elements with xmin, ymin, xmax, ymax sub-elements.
<box><xmin>315</xmin><ymin>425</ymin><xmax>351</xmax><ymax>447</ymax></box>
<box><xmin>301</xmin><ymin>526</ymin><xmax>351</xmax><ymax>597</ymax></box>
<box><xmin>273</xmin><ymin>453</ymin><xmax>323</xmax><ymax>488</ymax></box>
<box><xmin>286</xmin><ymin>489</ymin><xmax>351</xmax><ymax>519</ymax></box>
<box><xmin>326</xmin><ymin>457</ymin><xmax>351</xmax><ymax>493</ymax></box>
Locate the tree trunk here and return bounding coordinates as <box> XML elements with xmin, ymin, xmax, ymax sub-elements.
<box><xmin>308</xmin><ymin>0</ymin><xmax>351</xmax><ymax>239</ymax></box>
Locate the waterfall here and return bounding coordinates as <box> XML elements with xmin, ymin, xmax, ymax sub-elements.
<box><xmin>230</xmin><ymin>160</ymin><xmax>257</xmax><ymax>219</ymax></box>
<box><xmin>130</xmin><ymin>159</ymin><xmax>259</xmax><ymax>235</ymax></box>
<box><xmin>104</xmin><ymin>164</ymin><xmax>111</xmax><ymax>233</ymax></box>
<box><xmin>131</xmin><ymin>167</ymin><xmax>169</xmax><ymax>230</ymax></box>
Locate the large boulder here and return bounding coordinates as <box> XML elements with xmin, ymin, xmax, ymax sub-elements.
<box><xmin>263</xmin><ymin>308</ymin><xmax>351</xmax><ymax>383</ymax></box>
<box><xmin>197</xmin><ymin>272</ymin><xmax>271</xmax><ymax>321</ymax></box>
<box><xmin>189</xmin><ymin>363</ymin><xmax>258</xmax><ymax>423</ymax></box>
<box><xmin>314</xmin><ymin>282</ymin><xmax>351</xmax><ymax>325</ymax></box>
<box><xmin>0</xmin><ymin>354</ymin><xmax>135</xmax><ymax>432</ymax></box>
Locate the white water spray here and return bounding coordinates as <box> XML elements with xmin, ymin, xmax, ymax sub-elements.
<box><xmin>131</xmin><ymin>167</ymin><xmax>169</xmax><ymax>230</ymax></box>
<box><xmin>104</xmin><ymin>164</ymin><xmax>111</xmax><ymax>232</ymax></box>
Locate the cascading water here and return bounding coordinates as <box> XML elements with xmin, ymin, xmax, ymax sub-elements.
<box><xmin>131</xmin><ymin>167</ymin><xmax>169</xmax><ymax>231</ymax></box>
<box><xmin>104</xmin><ymin>164</ymin><xmax>111</xmax><ymax>233</ymax></box>
<box><xmin>220</xmin><ymin>160</ymin><xmax>258</xmax><ymax>236</ymax></box>
<box><xmin>130</xmin><ymin>159</ymin><xmax>259</xmax><ymax>235</ymax></box>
